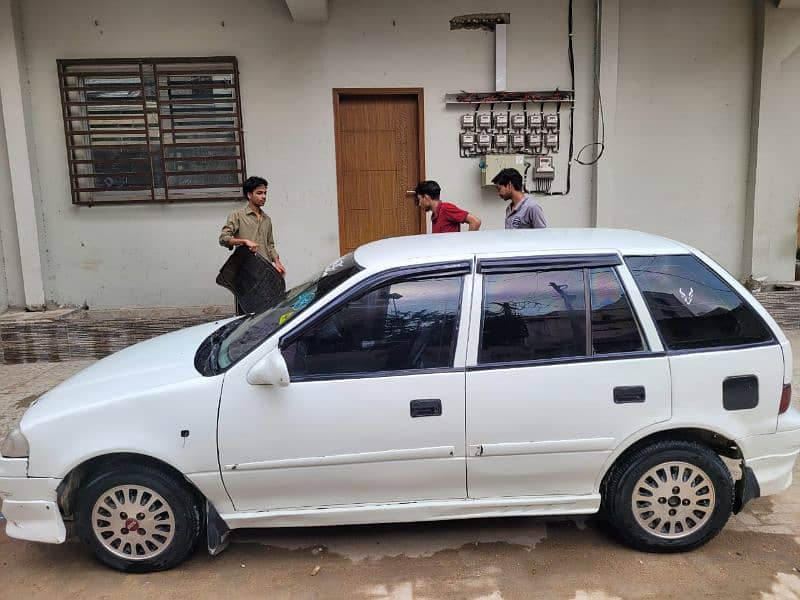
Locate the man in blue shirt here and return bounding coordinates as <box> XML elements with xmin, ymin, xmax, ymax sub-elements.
<box><xmin>492</xmin><ymin>168</ymin><xmax>547</xmax><ymax>229</ymax></box>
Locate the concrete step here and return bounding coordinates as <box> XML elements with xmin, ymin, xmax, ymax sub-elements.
<box><xmin>753</xmin><ymin>288</ymin><xmax>800</xmax><ymax>332</ymax></box>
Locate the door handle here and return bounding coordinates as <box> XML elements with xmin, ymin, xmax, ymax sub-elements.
<box><xmin>410</xmin><ymin>399</ymin><xmax>442</xmax><ymax>417</ymax></box>
<box><xmin>614</xmin><ymin>386</ymin><xmax>646</xmax><ymax>404</ymax></box>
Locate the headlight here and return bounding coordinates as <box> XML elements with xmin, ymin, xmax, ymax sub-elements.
<box><xmin>1</xmin><ymin>427</ymin><xmax>29</xmax><ymax>458</ymax></box>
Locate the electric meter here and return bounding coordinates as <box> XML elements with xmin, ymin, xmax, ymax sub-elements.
<box><xmin>460</xmin><ymin>114</ymin><xmax>475</xmax><ymax>129</ymax></box>
<box><xmin>511</xmin><ymin>114</ymin><xmax>526</xmax><ymax>129</ymax></box>
<box><xmin>545</xmin><ymin>114</ymin><xmax>559</xmax><ymax>129</ymax></box>
<box><xmin>511</xmin><ymin>133</ymin><xmax>526</xmax><ymax>149</ymax></box>
<box><xmin>528</xmin><ymin>113</ymin><xmax>543</xmax><ymax>129</ymax></box>
<box><xmin>534</xmin><ymin>155</ymin><xmax>555</xmax><ymax>179</ymax></box>
<box><xmin>460</xmin><ymin>133</ymin><xmax>476</xmax><ymax>149</ymax></box>
<box><xmin>494</xmin><ymin>133</ymin><xmax>509</xmax><ymax>149</ymax></box>
<box><xmin>477</xmin><ymin>113</ymin><xmax>492</xmax><ymax>129</ymax></box>
<box><xmin>494</xmin><ymin>113</ymin><xmax>509</xmax><ymax>129</ymax></box>
<box><xmin>477</xmin><ymin>133</ymin><xmax>492</xmax><ymax>148</ymax></box>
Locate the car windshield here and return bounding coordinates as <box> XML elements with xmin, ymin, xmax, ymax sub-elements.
<box><xmin>216</xmin><ymin>253</ymin><xmax>361</xmax><ymax>370</ymax></box>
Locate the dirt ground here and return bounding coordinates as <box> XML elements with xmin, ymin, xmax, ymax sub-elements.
<box><xmin>0</xmin><ymin>336</ymin><xmax>799</xmax><ymax>599</ymax></box>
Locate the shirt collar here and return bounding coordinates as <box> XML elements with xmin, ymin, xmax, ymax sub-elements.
<box><xmin>507</xmin><ymin>195</ymin><xmax>529</xmax><ymax>215</ymax></box>
<box><xmin>245</xmin><ymin>204</ymin><xmax>263</xmax><ymax>216</ymax></box>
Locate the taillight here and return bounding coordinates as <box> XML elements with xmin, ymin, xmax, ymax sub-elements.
<box><xmin>779</xmin><ymin>384</ymin><xmax>792</xmax><ymax>415</ymax></box>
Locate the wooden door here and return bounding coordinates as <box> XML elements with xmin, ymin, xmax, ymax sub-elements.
<box><xmin>334</xmin><ymin>90</ymin><xmax>425</xmax><ymax>255</ymax></box>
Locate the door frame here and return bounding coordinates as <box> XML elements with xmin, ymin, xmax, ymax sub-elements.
<box><xmin>332</xmin><ymin>87</ymin><xmax>426</xmax><ymax>255</ymax></box>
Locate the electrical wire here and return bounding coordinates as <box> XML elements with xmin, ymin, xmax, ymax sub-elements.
<box><xmin>535</xmin><ymin>0</ymin><xmax>574</xmax><ymax>197</ymax></box>
<box><xmin>575</xmin><ymin>0</ymin><xmax>605</xmax><ymax>166</ymax></box>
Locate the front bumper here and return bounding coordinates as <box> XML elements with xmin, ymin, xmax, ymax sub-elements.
<box><xmin>737</xmin><ymin>426</ymin><xmax>800</xmax><ymax>497</ymax></box>
<box><xmin>0</xmin><ymin>456</ymin><xmax>65</xmax><ymax>544</ymax></box>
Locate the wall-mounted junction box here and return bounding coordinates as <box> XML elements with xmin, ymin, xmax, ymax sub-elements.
<box><xmin>481</xmin><ymin>154</ymin><xmax>528</xmax><ymax>187</ymax></box>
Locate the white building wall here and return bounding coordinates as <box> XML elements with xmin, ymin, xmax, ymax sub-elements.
<box><xmin>602</xmin><ymin>0</ymin><xmax>755</xmax><ymax>275</ymax></box>
<box><xmin>10</xmin><ymin>0</ymin><xmax>792</xmax><ymax>308</ymax></box>
<box><xmin>745</xmin><ymin>3</ymin><xmax>800</xmax><ymax>281</ymax></box>
<box><xmin>0</xmin><ymin>21</ymin><xmax>26</xmax><ymax>311</ymax></box>
<box><xmin>17</xmin><ymin>0</ymin><xmax>595</xmax><ymax>308</ymax></box>
<box><xmin>0</xmin><ymin>111</ymin><xmax>10</xmax><ymax>312</ymax></box>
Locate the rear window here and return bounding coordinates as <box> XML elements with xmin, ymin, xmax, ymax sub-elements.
<box><xmin>625</xmin><ymin>255</ymin><xmax>772</xmax><ymax>351</ymax></box>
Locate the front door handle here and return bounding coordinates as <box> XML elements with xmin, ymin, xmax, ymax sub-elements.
<box><xmin>614</xmin><ymin>386</ymin><xmax>646</xmax><ymax>404</ymax></box>
<box><xmin>410</xmin><ymin>399</ymin><xmax>442</xmax><ymax>417</ymax></box>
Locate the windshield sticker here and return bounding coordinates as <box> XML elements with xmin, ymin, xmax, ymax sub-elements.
<box><xmin>322</xmin><ymin>257</ymin><xmax>345</xmax><ymax>277</ymax></box>
<box><xmin>291</xmin><ymin>290</ymin><xmax>315</xmax><ymax>311</ymax></box>
<box><xmin>278</xmin><ymin>310</ymin><xmax>295</xmax><ymax>325</ymax></box>
<box><xmin>678</xmin><ymin>287</ymin><xmax>694</xmax><ymax>305</ymax></box>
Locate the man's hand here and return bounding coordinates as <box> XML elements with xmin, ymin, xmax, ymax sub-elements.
<box><xmin>243</xmin><ymin>240</ymin><xmax>259</xmax><ymax>253</ymax></box>
<box><xmin>274</xmin><ymin>258</ymin><xmax>286</xmax><ymax>276</ymax></box>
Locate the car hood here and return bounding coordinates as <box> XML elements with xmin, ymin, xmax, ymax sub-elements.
<box><xmin>21</xmin><ymin>319</ymin><xmax>236</xmax><ymax>428</ymax></box>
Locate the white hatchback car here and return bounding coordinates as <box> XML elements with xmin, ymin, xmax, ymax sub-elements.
<box><xmin>1</xmin><ymin>229</ymin><xmax>798</xmax><ymax>572</ymax></box>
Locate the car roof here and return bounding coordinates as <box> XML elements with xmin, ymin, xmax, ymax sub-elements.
<box><xmin>354</xmin><ymin>228</ymin><xmax>692</xmax><ymax>271</ymax></box>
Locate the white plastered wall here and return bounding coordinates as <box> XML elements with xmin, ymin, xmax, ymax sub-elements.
<box><xmin>0</xmin><ymin>107</ymin><xmax>11</xmax><ymax>312</ymax></box>
<box><xmin>744</xmin><ymin>2</ymin><xmax>800</xmax><ymax>282</ymax></box>
<box><xmin>13</xmin><ymin>0</ymin><xmax>783</xmax><ymax>308</ymax></box>
<box><xmin>17</xmin><ymin>0</ymin><xmax>595</xmax><ymax>308</ymax></box>
<box><xmin>0</xmin><ymin>0</ymin><xmax>36</xmax><ymax>311</ymax></box>
<box><xmin>598</xmin><ymin>0</ymin><xmax>755</xmax><ymax>276</ymax></box>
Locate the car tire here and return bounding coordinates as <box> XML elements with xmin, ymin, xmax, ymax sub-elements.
<box><xmin>604</xmin><ymin>440</ymin><xmax>734</xmax><ymax>552</ymax></box>
<box><xmin>75</xmin><ymin>462</ymin><xmax>203</xmax><ymax>572</ymax></box>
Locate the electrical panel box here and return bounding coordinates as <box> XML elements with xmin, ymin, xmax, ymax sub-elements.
<box><xmin>457</xmin><ymin>106</ymin><xmax>563</xmax><ymax>189</ymax></box>
<box><xmin>481</xmin><ymin>154</ymin><xmax>528</xmax><ymax>187</ymax></box>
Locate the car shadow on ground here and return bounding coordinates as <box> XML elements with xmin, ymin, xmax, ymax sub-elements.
<box><xmin>2</xmin><ymin>514</ymin><xmax>798</xmax><ymax>599</ymax></box>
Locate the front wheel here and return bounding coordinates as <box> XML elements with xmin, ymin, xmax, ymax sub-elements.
<box><xmin>604</xmin><ymin>440</ymin><xmax>734</xmax><ymax>552</ymax></box>
<box><xmin>75</xmin><ymin>462</ymin><xmax>202</xmax><ymax>572</ymax></box>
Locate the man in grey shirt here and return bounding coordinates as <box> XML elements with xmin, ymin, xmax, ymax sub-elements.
<box><xmin>492</xmin><ymin>168</ymin><xmax>547</xmax><ymax>229</ymax></box>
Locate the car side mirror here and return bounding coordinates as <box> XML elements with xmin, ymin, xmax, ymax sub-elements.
<box><xmin>247</xmin><ymin>348</ymin><xmax>290</xmax><ymax>386</ymax></box>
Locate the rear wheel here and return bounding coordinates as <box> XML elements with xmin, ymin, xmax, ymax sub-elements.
<box><xmin>604</xmin><ymin>440</ymin><xmax>734</xmax><ymax>552</ymax></box>
<box><xmin>75</xmin><ymin>462</ymin><xmax>202</xmax><ymax>572</ymax></box>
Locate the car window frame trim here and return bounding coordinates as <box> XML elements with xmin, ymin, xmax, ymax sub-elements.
<box><xmin>289</xmin><ymin>365</ymin><xmax>465</xmax><ymax>383</ymax></box>
<box><xmin>468</xmin><ymin>350</ymin><xmax>668</xmax><ymax>372</ymax></box>
<box><xmin>477</xmin><ymin>253</ymin><xmax>622</xmax><ymax>274</ymax></box>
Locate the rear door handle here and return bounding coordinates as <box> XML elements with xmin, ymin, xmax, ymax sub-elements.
<box><xmin>410</xmin><ymin>399</ymin><xmax>442</xmax><ymax>417</ymax></box>
<box><xmin>614</xmin><ymin>386</ymin><xmax>646</xmax><ymax>404</ymax></box>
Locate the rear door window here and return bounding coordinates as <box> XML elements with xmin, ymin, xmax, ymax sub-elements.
<box><xmin>625</xmin><ymin>255</ymin><xmax>772</xmax><ymax>351</ymax></box>
<box><xmin>589</xmin><ymin>268</ymin><xmax>645</xmax><ymax>354</ymax></box>
<box><xmin>479</xmin><ymin>268</ymin><xmax>587</xmax><ymax>364</ymax></box>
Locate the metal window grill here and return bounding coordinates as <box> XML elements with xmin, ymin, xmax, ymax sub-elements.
<box><xmin>58</xmin><ymin>57</ymin><xmax>246</xmax><ymax>205</ymax></box>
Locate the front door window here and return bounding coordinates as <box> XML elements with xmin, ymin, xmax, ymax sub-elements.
<box><xmin>283</xmin><ymin>275</ymin><xmax>464</xmax><ymax>378</ymax></box>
